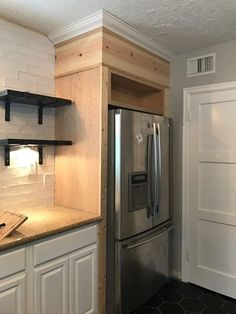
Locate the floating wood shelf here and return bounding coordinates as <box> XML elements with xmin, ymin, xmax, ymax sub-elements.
<box><xmin>0</xmin><ymin>89</ymin><xmax>72</xmax><ymax>124</ymax></box>
<box><xmin>0</xmin><ymin>138</ymin><xmax>72</xmax><ymax>166</ymax></box>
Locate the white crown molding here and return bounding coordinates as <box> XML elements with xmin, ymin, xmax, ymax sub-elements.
<box><xmin>47</xmin><ymin>10</ymin><xmax>104</xmax><ymax>45</ymax></box>
<box><xmin>102</xmin><ymin>10</ymin><xmax>174</xmax><ymax>61</ymax></box>
<box><xmin>47</xmin><ymin>9</ymin><xmax>174</xmax><ymax>61</ymax></box>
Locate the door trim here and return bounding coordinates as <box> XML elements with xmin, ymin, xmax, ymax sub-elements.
<box><xmin>182</xmin><ymin>81</ymin><xmax>236</xmax><ymax>282</ymax></box>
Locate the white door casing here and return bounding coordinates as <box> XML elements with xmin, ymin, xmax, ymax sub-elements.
<box><xmin>182</xmin><ymin>81</ymin><xmax>236</xmax><ymax>297</ymax></box>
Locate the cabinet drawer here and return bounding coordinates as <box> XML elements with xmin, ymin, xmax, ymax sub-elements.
<box><xmin>33</xmin><ymin>224</ymin><xmax>97</xmax><ymax>266</ymax></box>
<box><xmin>0</xmin><ymin>248</ymin><xmax>25</xmax><ymax>279</ymax></box>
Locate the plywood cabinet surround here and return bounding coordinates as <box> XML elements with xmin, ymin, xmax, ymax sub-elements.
<box><xmin>102</xmin><ymin>29</ymin><xmax>170</xmax><ymax>88</ymax></box>
<box><xmin>56</xmin><ymin>28</ymin><xmax>170</xmax><ymax>88</ymax></box>
<box><xmin>55</xmin><ymin>28</ymin><xmax>170</xmax><ymax>314</ymax></box>
<box><xmin>56</xmin><ymin>29</ymin><xmax>103</xmax><ymax>79</ymax></box>
<box><xmin>55</xmin><ymin>67</ymin><xmax>101</xmax><ymax>215</ymax></box>
<box><xmin>109</xmin><ymin>72</ymin><xmax>165</xmax><ymax>115</ymax></box>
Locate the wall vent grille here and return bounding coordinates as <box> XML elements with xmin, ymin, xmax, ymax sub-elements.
<box><xmin>187</xmin><ymin>53</ymin><xmax>216</xmax><ymax>77</ymax></box>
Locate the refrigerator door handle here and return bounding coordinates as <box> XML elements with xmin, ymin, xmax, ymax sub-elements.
<box><xmin>153</xmin><ymin>123</ymin><xmax>158</xmax><ymax>218</ymax></box>
<box><xmin>125</xmin><ymin>224</ymin><xmax>174</xmax><ymax>250</ymax></box>
<box><xmin>147</xmin><ymin>134</ymin><xmax>153</xmax><ymax>216</ymax></box>
<box><xmin>157</xmin><ymin>122</ymin><xmax>162</xmax><ymax>214</ymax></box>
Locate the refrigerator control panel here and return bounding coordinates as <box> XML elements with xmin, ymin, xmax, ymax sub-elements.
<box><xmin>128</xmin><ymin>171</ymin><xmax>148</xmax><ymax>212</ymax></box>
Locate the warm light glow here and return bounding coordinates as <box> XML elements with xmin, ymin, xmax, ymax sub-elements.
<box><xmin>10</xmin><ymin>147</ymin><xmax>38</xmax><ymax>168</ymax></box>
<box><xmin>211</xmin><ymin>107</ymin><xmax>220</xmax><ymax>123</ymax></box>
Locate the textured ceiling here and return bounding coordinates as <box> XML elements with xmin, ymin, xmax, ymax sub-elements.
<box><xmin>0</xmin><ymin>0</ymin><xmax>236</xmax><ymax>54</ymax></box>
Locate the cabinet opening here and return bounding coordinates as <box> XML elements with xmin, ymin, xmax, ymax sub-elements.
<box><xmin>110</xmin><ymin>73</ymin><xmax>164</xmax><ymax>115</ymax></box>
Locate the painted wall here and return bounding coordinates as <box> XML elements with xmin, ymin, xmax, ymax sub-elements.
<box><xmin>171</xmin><ymin>39</ymin><xmax>236</xmax><ymax>277</ymax></box>
<box><xmin>0</xmin><ymin>19</ymin><xmax>56</xmax><ymax>211</ymax></box>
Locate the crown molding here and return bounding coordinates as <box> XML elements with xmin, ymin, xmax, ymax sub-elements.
<box><xmin>47</xmin><ymin>10</ymin><xmax>104</xmax><ymax>45</ymax></box>
<box><xmin>47</xmin><ymin>10</ymin><xmax>174</xmax><ymax>61</ymax></box>
<box><xmin>102</xmin><ymin>10</ymin><xmax>174</xmax><ymax>61</ymax></box>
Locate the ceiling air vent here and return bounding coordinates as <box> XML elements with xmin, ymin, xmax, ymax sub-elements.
<box><xmin>187</xmin><ymin>53</ymin><xmax>215</xmax><ymax>77</ymax></box>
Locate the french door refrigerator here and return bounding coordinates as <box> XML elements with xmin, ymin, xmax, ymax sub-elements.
<box><xmin>107</xmin><ymin>108</ymin><xmax>173</xmax><ymax>314</ymax></box>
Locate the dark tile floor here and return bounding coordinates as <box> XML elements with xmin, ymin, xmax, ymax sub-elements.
<box><xmin>133</xmin><ymin>279</ymin><xmax>236</xmax><ymax>314</ymax></box>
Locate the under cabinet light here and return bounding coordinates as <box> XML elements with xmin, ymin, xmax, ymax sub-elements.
<box><xmin>0</xmin><ymin>139</ymin><xmax>72</xmax><ymax>166</ymax></box>
<box><xmin>10</xmin><ymin>147</ymin><xmax>38</xmax><ymax>168</ymax></box>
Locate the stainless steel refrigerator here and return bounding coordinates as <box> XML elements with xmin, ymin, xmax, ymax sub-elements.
<box><xmin>107</xmin><ymin>108</ymin><xmax>173</xmax><ymax>314</ymax></box>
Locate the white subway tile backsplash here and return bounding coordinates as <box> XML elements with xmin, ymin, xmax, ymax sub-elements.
<box><xmin>3</xmin><ymin>50</ymin><xmax>38</xmax><ymax>66</ymax></box>
<box><xmin>28</xmin><ymin>40</ymin><xmax>54</xmax><ymax>54</ymax></box>
<box><xmin>0</xmin><ymin>29</ymin><xmax>28</xmax><ymax>46</ymax></box>
<box><xmin>18</xmin><ymin>44</ymin><xmax>52</xmax><ymax>62</ymax></box>
<box><xmin>4</xmin><ymin>78</ymin><xmax>37</xmax><ymax>93</ymax></box>
<box><xmin>0</xmin><ymin>66</ymin><xmax>18</xmax><ymax>79</ymax></box>
<box><xmin>0</xmin><ymin>39</ymin><xmax>21</xmax><ymax>53</ymax></box>
<box><xmin>44</xmin><ymin>173</ymin><xmax>55</xmax><ymax>184</ymax></box>
<box><xmin>0</xmin><ymin>20</ymin><xmax>52</xmax><ymax>46</ymax></box>
<box><xmin>37</xmin><ymin>60</ymin><xmax>55</xmax><ymax>72</ymax></box>
<box><xmin>6</xmin><ymin>182</ymin><xmax>40</xmax><ymax>195</ymax></box>
<box><xmin>0</xmin><ymin>58</ymin><xmax>28</xmax><ymax>72</ymax></box>
<box><xmin>0</xmin><ymin>77</ymin><xmax>5</xmax><ymax>89</ymax></box>
<box><xmin>18</xmin><ymin>71</ymin><xmax>44</xmax><ymax>83</ymax></box>
<box><xmin>0</xmin><ymin>18</ymin><xmax>56</xmax><ymax>212</ymax></box>
<box><xmin>27</xmin><ymin>64</ymin><xmax>54</xmax><ymax>79</ymax></box>
<box><xmin>47</xmin><ymin>53</ymin><xmax>55</xmax><ymax>63</ymax></box>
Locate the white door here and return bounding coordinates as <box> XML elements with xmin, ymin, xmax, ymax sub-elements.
<box><xmin>34</xmin><ymin>257</ymin><xmax>69</xmax><ymax>314</ymax></box>
<box><xmin>69</xmin><ymin>245</ymin><xmax>97</xmax><ymax>314</ymax></box>
<box><xmin>183</xmin><ymin>82</ymin><xmax>236</xmax><ymax>298</ymax></box>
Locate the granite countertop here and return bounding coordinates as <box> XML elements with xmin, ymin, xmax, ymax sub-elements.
<box><xmin>0</xmin><ymin>206</ymin><xmax>101</xmax><ymax>252</ymax></box>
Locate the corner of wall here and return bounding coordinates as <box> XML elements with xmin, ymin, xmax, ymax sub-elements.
<box><xmin>0</xmin><ymin>19</ymin><xmax>56</xmax><ymax>211</ymax></box>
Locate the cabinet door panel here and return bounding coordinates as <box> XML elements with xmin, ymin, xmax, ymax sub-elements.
<box><xmin>69</xmin><ymin>245</ymin><xmax>97</xmax><ymax>314</ymax></box>
<box><xmin>0</xmin><ymin>274</ymin><xmax>25</xmax><ymax>314</ymax></box>
<box><xmin>34</xmin><ymin>257</ymin><xmax>69</xmax><ymax>314</ymax></box>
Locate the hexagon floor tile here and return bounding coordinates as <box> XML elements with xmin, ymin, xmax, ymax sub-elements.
<box><xmin>133</xmin><ymin>279</ymin><xmax>236</xmax><ymax>314</ymax></box>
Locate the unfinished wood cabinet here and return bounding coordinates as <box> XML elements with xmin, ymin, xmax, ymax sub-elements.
<box><xmin>109</xmin><ymin>72</ymin><xmax>165</xmax><ymax>115</ymax></box>
<box><xmin>55</xmin><ymin>28</ymin><xmax>170</xmax><ymax>89</ymax></box>
<box><xmin>103</xmin><ymin>29</ymin><xmax>170</xmax><ymax>88</ymax></box>
<box><xmin>54</xmin><ymin>27</ymin><xmax>170</xmax><ymax>314</ymax></box>
<box><xmin>55</xmin><ymin>67</ymin><xmax>101</xmax><ymax>214</ymax></box>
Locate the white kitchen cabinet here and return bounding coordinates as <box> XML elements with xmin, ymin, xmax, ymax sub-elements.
<box><xmin>34</xmin><ymin>257</ymin><xmax>69</xmax><ymax>314</ymax></box>
<box><xmin>69</xmin><ymin>244</ymin><xmax>97</xmax><ymax>314</ymax></box>
<box><xmin>0</xmin><ymin>248</ymin><xmax>26</xmax><ymax>314</ymax></box>
<box><xmin>32</xmin><ymin>224</ymin><xmax>98</xmax><ymax>314</ymax></box>
<box><xmin>0</xmin><ymin>223</ymin><xmax>98</xmax><ymax>314</ymax></box>
<box><xmin>0</xmin><ymin>273</ymin><xmax>26</xmax><ymax>314</ymax></box>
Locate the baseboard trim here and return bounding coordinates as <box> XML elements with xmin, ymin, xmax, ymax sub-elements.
<box><xmin>171</xmin><ymin>270</ymin><xmax>182</xmax><ymax>281</ymax></box>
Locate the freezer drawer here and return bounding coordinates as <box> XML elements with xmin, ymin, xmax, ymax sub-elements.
<box><xmin>119</xmin><ymin>225</ymin><xmax>172</xmax><ymax>314</ymax></box>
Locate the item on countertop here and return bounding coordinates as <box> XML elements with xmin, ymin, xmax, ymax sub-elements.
<box><xmin>0</xmin><ymin>211</ymin><xmax>28</xmax><ymax>240</ymax></box>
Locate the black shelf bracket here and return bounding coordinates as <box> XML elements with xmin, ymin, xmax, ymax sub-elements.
<box><xmin>38</xmin><ymin>146</ymin><xmax>43</xmax><ymax>165</ymax></box>
<box><xmin>0</xmin><ymin>139</ymin><xmax>72</xmax><ymax>167</ymax></box>
<box><xmin>5</xmin><ymin>99</ymin><xmax>10</xmax><ymax>122</ymax></box>
<box><xmin>4</xmin><ymin>146</ymin><xmax>10</xmax><ymax>166</ymax></box>
<box><xmin>4</xmin><ymin>145</ymin><xmax>44</xmax><ymax>166</ymax></box>
<box><xmin>38</xmin><ymin>102</ymin><xmax>43</xmax><ymax>125</ymax></box>
<box><xmin>0</xmin><ymin>89</ymin><xmax>72</xmax><ymax>125</ymax></box>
